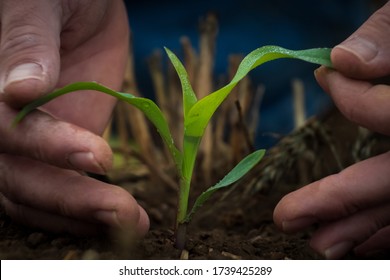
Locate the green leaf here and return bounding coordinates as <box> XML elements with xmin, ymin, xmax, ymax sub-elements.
<box><xmin>184</xmin><ymin>46</ymin><xmax>332</xmax><ymax>137</ymax></box>
<box><xmin>12</xmin><ymin>81</ymin><xmax>182</xmax><ymax>168</ymax></box>
<box><xmin>164</xmin><ymin>47</ymin><xmax>197</xmax><ymax>117</ymax></box>
<box><xmin>184</xmin><ymin>149</ymin><xmax>266</xmax><ymax>223</ymax></box>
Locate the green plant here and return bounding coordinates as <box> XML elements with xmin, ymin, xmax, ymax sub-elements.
<box><xmin>13</xmin><ymin>45</ymin><xmax>332</xmax><ymax>250</ymax></box>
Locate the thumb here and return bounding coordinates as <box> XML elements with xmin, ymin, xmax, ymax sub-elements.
<box><xmin>331</xmin><ymin>1</ymin><xmax>390</xmax><ymax>79</ymax></box>
<box><xmin>0</xmin><ymin>0</ymin><xmax>61</xmax><ymax>107</ymax></box>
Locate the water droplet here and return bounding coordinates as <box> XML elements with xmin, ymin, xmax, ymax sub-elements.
<box><xmin>142</xmin><ymin>102</ymin><xmax>150</xmax><ymax>109</ymax></box>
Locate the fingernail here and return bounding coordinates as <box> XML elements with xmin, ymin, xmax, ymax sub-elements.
<box><xmin>3</xmin><ymin>63</ymin><xmax>44</xmax><ymax>90</ymax></box>
<box><xmin>314</xmin><ymin>67</ymin><xmax>331</xmax><ymax>93</ymax></box>
<box><xmin>324</xmin><ymin>241</ymin><xmax>354</xmax><ymax>259</ymax></box>
<box><xmin>314</xmin><ymin>66</ymin><xmax>328</xmax><ymax>78</ymax></box>
<box><xmin>67</xmin><ymin>152</ymin><xmax>107</xmax><ymax>175</ymax></box>
<box><xmin>94</xmin><ymin>210</ymin><xmax>121</xmax><ymax>228</ymax></box>
<box><xmin>336</xmin><ymin>36</ymin><xmax>378</xmax><ymax>62</ymax></box>
<box><xmin>281</xmin><ymin>217</ymin><xmax>317</xmax><ymax>232</ymax></box>
<box><xmin>314</xmin><ymin>67</ymin><xmax>325</xmax><ymax>82</ymax></box>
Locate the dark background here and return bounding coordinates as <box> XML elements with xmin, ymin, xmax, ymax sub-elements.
<box><xmin>124</xmin><ymin>0</ymin><xmax>382</xmax><ymax>147</ymax></box>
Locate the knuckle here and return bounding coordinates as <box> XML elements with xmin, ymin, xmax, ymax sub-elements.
<box><xmin>1</xmin><ymin>28</ymin><xmax>48</xmax><ymax>54</ymax></box>
<box><xmin>372</xmin><ymin>5</ymin><xmax>390</xmax><ymax>31</ymax></box>
<box><xmin>320</xmin><ymin>173</ymin><xmax>360</xmax><ymax>216</ymax></box>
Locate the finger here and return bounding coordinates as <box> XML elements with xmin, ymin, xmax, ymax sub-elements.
<box><xmin>354</xmin><ymin>226</ymin><xmax>390</xmax><ymax>257</ymax></box>
<box><xmin>43</xmin><ymin>0</ymin><xmax>129</xmax><ymax>135</ymax></box>
<box><xmin>0</xmin><ymin>0</ymin><xmax>62</xmax><ymax>107</ymax></box>
<box><xmin>331</xmin><ymin>1</ymin><xmax>390</xmax><ymax>79</ymax></box>
<box><xmin>274</xmin><ymin>151</ymin><xmax>390</xmax><ymax>232</ymax></box>
<box><xmin>0</xmin><ymin>103</ymin><xmax>112</xmax><ymax>174</ymax></box>
<box><xmin>309</xmin><ymin>203</ymin><xmax>390</xmax><ymax>259</ymax></box>
<box><xmin>315</xmin><ymin>67</ymin><xmax>390</xmax><ymax>136</ymax></box>
<box><xmin>0</xmin><ymin>193</ymin><xmax>149</xmax><ymax>237</ymax></box>
<box><xmin>0</xmin><ymin>193</ymin><xmax>103</xmax><ymax>235</ymax></box>
<box><xmin>0</xmin><ymin>154</ymin><xmax>149</xmax><ymax>236</ymax></box>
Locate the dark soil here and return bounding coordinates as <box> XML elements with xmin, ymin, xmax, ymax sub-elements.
<box><xmin>1</xmin><ymin>108</ymin><xmax>389</xmax><ymax>260</ymax></box>
<box><xmin>0</xmin><ymin>186</ymin><xmax>317</xmax><ymax>260</ymax></box>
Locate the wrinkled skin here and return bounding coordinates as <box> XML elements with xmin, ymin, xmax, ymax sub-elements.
<box><xmin>274</xmin><ymin>2</ymin><xmax>390</xmax><ymax>259</ymax></box>
<box><xmin>0</xmin><ymin>0</ymin><xmax>149</xmax><ymax>237</ymax></box>
<box><xmin>1</xmin><ymin>0</ymin><xmax>389</xmax><ymax>258</ymax></box>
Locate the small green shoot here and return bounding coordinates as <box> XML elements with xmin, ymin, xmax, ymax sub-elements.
<box><xmin>13</xmin><ymin>45</ymin><xmax>332</xmax><ymax>250</ymax></box>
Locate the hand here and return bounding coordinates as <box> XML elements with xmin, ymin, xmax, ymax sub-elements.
<box><xmin>274</xmin><ymin>1</ymin><xmax>390</xmax><ymax>259</ymax></box>
<box><xmin>0</xmin><ymin>0</ymin><xmax>149</xmax><ymax>237</ymax></box>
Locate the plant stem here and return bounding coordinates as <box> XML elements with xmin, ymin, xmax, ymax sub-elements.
<box><xmin>176</xmin><ymin>176</ymin><xmax>191</xmax><ymax>228</ymax></box>
<box><xmin>174</xmin><ymin>135</ymin><xmax>201</xmax><ymax>249</ymax></box>
<box><xmin>174</xmin><ymin>176</ymin><xmax>191</xmax><ymax>250</ymax></box>
<box><xmin>174</xmin><ymin>213</ymin><xmax>188</xmax><ymax>250</ymax></box>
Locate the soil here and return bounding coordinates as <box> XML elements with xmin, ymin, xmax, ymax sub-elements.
<box><xmin>1</xmin><ymin>108</ymin><xmax>390</xmax><ymax>260</ymax></box>
<box><xmin>0</xmin><ymin>185</ymin><xmax>318</xmax><ymax>260</ymax></box>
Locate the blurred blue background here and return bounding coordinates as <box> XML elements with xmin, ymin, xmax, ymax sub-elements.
<box><xmin>124</xmin><ymin>0</ymin><xmax>378</xmax><ymax>147</ymax></box>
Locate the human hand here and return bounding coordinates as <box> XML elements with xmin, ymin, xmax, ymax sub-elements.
<box><xmin>0</xmin><ymin>0</ymin><xmax>149</xmax><ymax>237</ymax></box>
<box><xmin>274</xmin><ymin>1</ymin><xmax>390</xmax><ymax>259</ymax></box>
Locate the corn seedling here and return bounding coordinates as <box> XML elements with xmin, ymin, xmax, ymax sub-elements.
<box><xmin>13</xmin><ymin>45</ymin><xmax>332</xmax><ymax>250</ymax></box>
